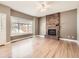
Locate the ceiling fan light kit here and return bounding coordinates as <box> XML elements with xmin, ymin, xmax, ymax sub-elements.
<box><xmin>36</xmin><ymin>1</ymin><xmax>51</xmax><ymax>12</ymax></box>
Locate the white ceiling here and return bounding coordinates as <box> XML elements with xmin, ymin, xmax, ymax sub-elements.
<box><xmin>0</xmin><ymin>1</ymin><xmax>79</xmax><ymax>17</ymax></box>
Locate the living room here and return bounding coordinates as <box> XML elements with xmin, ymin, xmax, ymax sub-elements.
<box><xmin>0</xmin><ymin>1</ymin><xmax>79</xmax><ymax>58</ymax></box>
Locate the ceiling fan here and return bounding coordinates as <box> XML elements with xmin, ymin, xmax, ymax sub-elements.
<box><xmin>36</xmin><ymin>1</ymin><xmax>51</xmax><ymax>12</ymax></box>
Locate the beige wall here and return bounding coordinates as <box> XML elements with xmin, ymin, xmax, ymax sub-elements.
<box><xmin>60</xmin><ymin>9</ymin><xmax>77</xmax><ymax>40</ymax></box>
<box><xmin>77</xmin><ymin>8</ymin><xmax>79</xmax><ymax>42</ymax></box>
<box><xmin>39</xmin><ymin>16</ymin><xmax>46</xmax><ymax>35</ymax></box>
<box><xmin>11</xmin><ymin>9</ymin><xmax>33</xmax><ymax>20</ymax></box>
<box><xmin>32</xmin><ymin>17</ymin><xmax>39</xmax><ymax>35</ymax></box>
<box><xmin>0</xmin><ymin>4</ymin><xmax>11</xmax><ymax>42</ymax></box>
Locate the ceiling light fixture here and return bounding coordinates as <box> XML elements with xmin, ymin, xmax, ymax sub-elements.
<box><xmin>36</xmin><ymin>1</ymin><xmax>51</xmax><ymax>12</ymax></box>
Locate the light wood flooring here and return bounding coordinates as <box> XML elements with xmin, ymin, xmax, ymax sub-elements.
<box><xmin>0</xmin><ymin>44</ymin><xmax>11</xmax><ymax>58</ymax></box>
<box><xmin>33</xmin><ymin>36</ymin><xmax>79</xmax><ymax>58</ymax></box>
<box><xmin>0</xmin><ymin>36</ymin><xmax>79</xmax><ymax>58</ymax></box>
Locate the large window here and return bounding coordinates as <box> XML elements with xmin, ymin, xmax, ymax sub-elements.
<box><xmin>11</xmin><ymin>16</ymin><xmax>32</xmax><ymax>35</ymax></box>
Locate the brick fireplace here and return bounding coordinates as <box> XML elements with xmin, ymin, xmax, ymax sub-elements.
<box><xmin>45</xmin><ymin>13</ymin><xmax>60</xmax><ymax>40</ymax></box>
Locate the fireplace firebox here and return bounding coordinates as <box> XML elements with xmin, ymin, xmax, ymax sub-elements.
<box><xmin>48</xmin><ymin>29</ymin><xmax>56</xmax><ymax>36</ymax></box>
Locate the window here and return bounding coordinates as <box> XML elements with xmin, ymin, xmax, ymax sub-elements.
<box><xmin>19</xmin><ymin>23</ymin><xmax>32</xmax><ymax>33</ymax></box>
<box><xmin>11</xmin><ymin>23</ymin><xmax>19</xmax><ymax>33</ymax></box>
<box><xmin>11</xmin><ymin>16</ymin><xmax>32</xmax><ymax>35</ymax></box>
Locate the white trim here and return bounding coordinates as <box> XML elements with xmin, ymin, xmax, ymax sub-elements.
<box><xmin>36</xmin><ymin>35</ymin><xmax>79</xmax><ymax>45</ymax></box>
<box><xmin>0</xmin><ymin>36</ymin><xmax>33</xmax><ymax>46</ymax></box>
<box><xmin>35</xmin><ymin>36</ymin><xmax>79</xmax><ymax>45</ymax></box>
<box><xmin>60</xmin><ymin>38</ymin><xmax>79</xmax><ymax>45</ymax></box>
<box><xmin>11</xmin><ymin>36</ymin><xmax>33</xmax><ymax>43</ymax></box>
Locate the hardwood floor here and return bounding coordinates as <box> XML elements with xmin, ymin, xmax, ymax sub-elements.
<box><xmin>0</xmin><ymin>36</ymin><xmax>79</xmax><ymax>58</ymax></box>
<box><xmin>0</xmin><ymin>44</ymin><xmax>11</xmax><ymax>58</ymax></box>
<box><xmin>32</xmin><ymin>36</ymin><xmax>79</xmax><ymax>58</ymax></box>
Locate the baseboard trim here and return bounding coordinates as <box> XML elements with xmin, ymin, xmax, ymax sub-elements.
<box><xmin>0</xmin><ymin>37</ymin><xmax>79</xmax><ymax>46</ymax></box>
<box><xmin>0</xmin><ymin>36</ymin><xmax>33</xmax><ymax>46</ymax></box>
<box><xmin>11</xmin><ymin>36</ymin><xmax>33</xmax><ymax>43</ymax></box>
<box><xmin>60</xmin><ymin>38</ymin><xmax>79</xmax><ymax>45</ymax></box>
<box><xmin>0</xmin><ymin>41</ymin><xmax>11</xmax><ymax>46</ymax></box>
